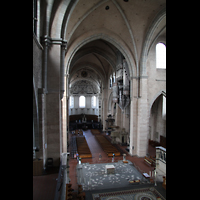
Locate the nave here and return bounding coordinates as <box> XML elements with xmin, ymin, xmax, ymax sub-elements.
<box><xmin>33</xmin><ymin>1</ymin><xmax>166</xmax><ymax>199</ymax></box>
<box><xmin>67</xmin><ymin>129</ymin><xmax>165</xmax><ymax>199</ymax></box>
<box><xmin>68</xmin><ymin>130</ymin><xmax>156</xmax><ymax>186</ymax></box>
<box><xmin>33</xmin><ymin>129</ymin><xmax>163</xmax><ymax>200</ymax></box>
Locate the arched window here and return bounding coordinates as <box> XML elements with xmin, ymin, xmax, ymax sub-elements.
<box><xmin>92</xmin><ymin>96</ymin><xmax>96</xmax><ymax>107</ymax></box>
<box><xmin>79</xmin><ymin>96</ymin><xmax>85</xmax><ymax>107</ymax></box>
<box><xmin>110</xmin><ymin>75</ymin><xmax>112</xmax><ymax>88</ymax></box>
<box><xmin>69</xmin><ymin>96</ymin><xmax>74</xmax><ymax>108</ymax></box>
<box><xmin>162</xmin><ymin>95</ymin><xmax>166</xmax><ymax>120</ymax></box>
<box><xmin>156</xmin><ymin>43</ymin><xmax>166</xmax><ymax>69</ymax></box>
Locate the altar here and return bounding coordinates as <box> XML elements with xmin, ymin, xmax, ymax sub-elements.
<box><xmin>105</xmin><ymin>164</ymin><xmax>115</xmax><ymax>174</ymax></box>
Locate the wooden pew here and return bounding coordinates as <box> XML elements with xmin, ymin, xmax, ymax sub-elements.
<box><xmin>144</xmin><ymin>156</ymin><xmax>154</xmax><ymax>167</ymax></box>
<box><xmin>150</xmin><ymin>155</ymin><xmax>156</xmax><ymax>166</ymax></box>
<box><xmin>77</xmin><ymin>185</ymin><xmax>85</xmax><ymax>200</ymax></box>
<box><xmin>91</xmin><ymin>129</ymin><xmax>101</xmax><ymax>135</ymax></box>
<box><xmin>75</xmin><ymin>129</ymin><xmax>83</xmax><ymax>135</ymax></box>
<box><xmin>66</xmin><ymin>184</ymin><xmax>73</xmax><ymax>200</ymax></box>
<box><xmin>162</xmin><ymin>176</ymin><xmax>166</xmax><ymax>189</ymax></box>
<box><xmin>76</xmin><ymin>136</ymin><xmax>92</xmax><ymax>158</ymax></box>
<box><xmin>95</xmin><ymin>135</ymin><xmax>121</xmax><ymax>156</ymax></box>
<box><xmin>69</xmin><ymin>114</ymin><xmax>98</xmax><ymax>122</ymax></box>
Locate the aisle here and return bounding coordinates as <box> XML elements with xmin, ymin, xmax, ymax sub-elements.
<box><xmin>82</xmin><ymin>129</ymin><xmax>107</xmax><ymax>162</ymax></box>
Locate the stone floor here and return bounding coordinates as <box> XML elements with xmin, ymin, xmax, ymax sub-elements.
<box><xmin>87</xmin><ymin>183</ymin><xmax>166</xmax><ymax>200</ymax></box>
<box><xmin>76</xmin><ymin>160</ymin><xmax>150</xmax><ymax>191</ymax></box>
<box><xmin>33</xmin><ymin>168</ymin><xmax>59</xmax><ymax>200</ymax></box>
<box><xmin>69</xmin><ymin>129</ymin><xmax>156</xmax><ymax>192</ymax></box>
<box><xmin>33</xmin><ymin>129</ymin><xmax>160</xmax><ymax>200</ymax></box>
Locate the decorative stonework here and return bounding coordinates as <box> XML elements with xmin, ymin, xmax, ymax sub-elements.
<box><xmin>92</xmin><ymin>187</ymin><xmax>165</xmax><ymax>200</ymax></box>
<box><xmin>70</xmin><ymin>80</ymin><xmax>99</xmax><ymax>95</ymax></box>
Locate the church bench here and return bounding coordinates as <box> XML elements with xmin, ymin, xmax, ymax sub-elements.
<box><xmin>69</xmin><ymin>114</ymin><xmax>98</xmax><ymax>122</ymax></box>
<box><xmin>149</xmin><ymin>156</ymin><xmax>156</xmax><ymax>166</ymax></box>
<box><xmin>78</xmin><ymin>154</ymin><xmax>92</xmax><ymax>158</ymax></box>
<box><xmin>77</xmin><ymin>192</ymin><xmax>85</xmax><ymax>200</ymax></box>
<box><xmin>76</xmin><ymin>136</ymin><xmax>92</xmax><ymax>158</ymax></box>
<box><xmin>78</xmin><ymin>185</ymin><xmax>85</xmax><ymax>200</ymax></box>
<box><xmin>144</xmin><ymin>156</ymin><xmax>154</xmax><ymax>167</ymax></box>
<box><xmin>107</xmin><ymin>152</ymin><xmax>121</xmax><ymax>157</ymax></box>
<box><xmin>162</xmin><ymin>176</ymin><xmax>166</xmax><ymax>190</ymax></box>
<box><xmin>66</xmin><ymin>184</ymin><xmax>73</xmax><ymax>200</ymax></box>
<box><xmin>75</xmin><ymin>129</ymin><xmax>83</xmax><ymax>135</ymax></box>
<box><xmin>95</xmin><ymin>135</ymin><xmax>121</xmax><ymax>156</ymax></box>
<box><xmin>91</xmin><ymin>129</ymin><xmax>101</xmax><ymax>135</ymax></box>
<box><xmin>129</xmin><ymin>179</ymin><xmax>140</xmax><ymax>184</ymax></box>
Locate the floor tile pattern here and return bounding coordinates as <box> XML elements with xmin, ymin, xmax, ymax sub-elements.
<box><xmin>33</xmin><ymin>129</ymin><xmax>159</xmax><ymax>200</ymax></box>
<box><xmin>92</xmin><ymin>187</ymin><xmax>166</xmax><ymax>200</ymax></box>
<box><xmin>77</xmin><ymin>161</ymin><xmax>150</xmax><ymax>191</ymax></box>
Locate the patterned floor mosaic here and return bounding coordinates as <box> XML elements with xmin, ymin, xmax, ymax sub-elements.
<box><xmin>92</xmin><ymin>187</ymin><xmax>166</xmax><ymax>200</ymax></box>
<box><xmin>76</xmin><ymin>160</ymin><xmax>151</xmax><ymax>191</ymax></box>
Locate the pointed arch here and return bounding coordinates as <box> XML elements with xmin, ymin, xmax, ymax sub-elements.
<box><xmin>65</xmin><ymin>31</ymin><xmax>135</xmax><ymax>79</ymax></box>
<box><xmin>140</xmin><ymin>7</ymin><xmax>166</xmax><ymax>76</ymax></box>
<box><xmin>149</xmin><ymin>90</ymin><xmax>166</xmax><ymax>112</ymax></box>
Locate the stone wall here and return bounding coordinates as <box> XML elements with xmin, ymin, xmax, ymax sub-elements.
<box><xmin>33</xmin><ymin>1</ymin><xmax>166</xmax><ymax>165</ymax></box>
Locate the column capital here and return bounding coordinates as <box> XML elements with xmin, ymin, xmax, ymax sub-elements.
<box><xmin>61</xmin><ymin>39</ymin><xmax>67</xmax><ymax>49</ymax></box>
<box><xmin>41</xmin><ymin>36</ymin><xmax>67</xmax><ymax>49</ymax></box>
<box><xmin>41</xmin><ymin>35</ymin><xmax>51</xmax><ymax>47</ymax></box>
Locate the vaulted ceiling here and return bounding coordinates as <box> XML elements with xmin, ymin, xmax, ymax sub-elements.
<box><xmin>46</xmin><ymin>0</ymin><xmax>166</xmax><ymax>92</ymax></box>
<box><xmin>69</xmin><ymin>39</ymin><xmax>119</xmax><ymax>90</ymax></box>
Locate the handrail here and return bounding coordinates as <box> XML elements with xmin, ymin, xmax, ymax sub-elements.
<box><xmin>54</xmin><ymin>161</ymin><xmax>63</xmax><ymax>200</ymax></box>
<box><xmin>54</xmin><ymin>153</ymin><xmax>70</xmax><ymax>200</ymax></box>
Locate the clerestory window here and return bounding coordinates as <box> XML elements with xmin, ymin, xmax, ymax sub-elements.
<box><xmin>92</xmin><ymin>96</ymin><xmax>96</xmax><ymax>107</ymax></box>
<box><xmin>79</xmin><ymin>96</ymin><xmax>85</xmax><ymax>108</ymax></box>
<box><xmin>69</xmin><ymin>96</ymin><xmax>74</xmax><ymax>108</ymax></box>
<box><xmin>156</xmin><ymin>43</ymin><xmax>166</xmax><ymax>69</ymax></box>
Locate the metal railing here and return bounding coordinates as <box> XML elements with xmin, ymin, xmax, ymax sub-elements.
<box><xmin>54</xmin><ymin>153</ymin><xmax>70</xmax><ymax>200</ymax></box>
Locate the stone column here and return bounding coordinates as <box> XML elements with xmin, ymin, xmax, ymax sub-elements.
<box><xmin>129</xmin><ymin>78</ymin><xmax>138</xmax><ymax>156</ymax></box>
<box><xmin>59</xmin><ymin>40</ymin><xmax>67</xmax><ymax>157</ymax></box>
<box><xmin>46</xmin><ymin>92</ymin><xmax>61</xmax><ymax>166</ymax></box>
<box><xmin>62</xmin><ymin>75</ymin><xmax>68</xmax><ymax>153</ymax></box>
<box><xmin>38</xmin><ymin>88</ymin><xmax>47</xmax><ymax>170</ymax></box>
<box><xmin>46</xmin><ymin>43</ymin><xmax>61</xmax><ymax>167</ymax></box>
<box><xmin>102</xmin><ymin>88</ymin><xmax>108</xmax><ymax>131</ymax></box>
<box><xmin>136</xmin><ymin>77</ymin><xmax>149</xmax><ymax>157</ymax></box>
<box><xmin>42</xmin><ymin>35</ymin><xmax>50</xmax><ymax>93</ymax></box>
<box><xmin>60</xmin><ymin>40</ymin><xmax>67</xmax><ymax>100</ymax></box>
<box><xmin>129</xmin><ymin>77</ymin><xmax>149</xmax><ymax>157</ymax></box>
